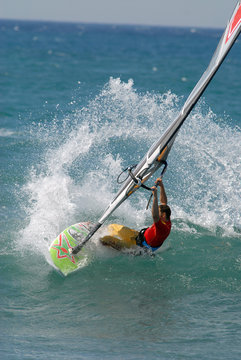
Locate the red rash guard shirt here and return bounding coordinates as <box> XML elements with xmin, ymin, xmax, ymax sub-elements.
<box><xmin>144</xmin><ymin>219</ymin><xmax>171</xmax><ymax>248</ymax></box>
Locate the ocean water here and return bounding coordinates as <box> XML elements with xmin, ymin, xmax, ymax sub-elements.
<box><xmin>0</xmin><ymin>19</ymin><xmax>241</xmax><ymax>359</ymax></box>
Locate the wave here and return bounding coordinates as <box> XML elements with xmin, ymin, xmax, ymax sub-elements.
<box><xmin>18</xmin><ymin>77</ymin><xmax>241</xmax><ymax>258</ymax></box>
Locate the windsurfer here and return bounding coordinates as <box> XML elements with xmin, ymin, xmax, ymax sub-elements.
<box><xmin>136</xmin><ymin>178</ymin><xmax>171</xmax><ymax>251</ymax></box>
<box><xmin>100</xmin><ymin>177</ymin><xmax>171</xmax><ymax>253</ymax></box>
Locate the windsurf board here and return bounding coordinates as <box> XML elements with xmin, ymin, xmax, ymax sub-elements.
<box><xmin>49</xmin><ymin>222</ymin><xmax>92</xmax><ymax>276</ymax></box>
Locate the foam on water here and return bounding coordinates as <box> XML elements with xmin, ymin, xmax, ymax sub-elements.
<box><xmin>18</xmin><ymin>77</ymin><xmax>241</xmax><ymax>258</ymax></box>
<box><xmin>0</xmin><ymin>128</ymin><xmax>15</xmax><ymax>137</ymax></box>
<box><xmin>171</xmin><ymin>105</ymin><xmax>241</xmax><ymax>234</ymax></box>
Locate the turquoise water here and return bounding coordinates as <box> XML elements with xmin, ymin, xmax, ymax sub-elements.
<box><xmin>0</xmin><ymin>19</ymin><xmax>241</xmax><ymax>359</ymax></box>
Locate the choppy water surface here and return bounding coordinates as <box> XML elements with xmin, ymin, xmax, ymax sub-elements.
<box><xmin>0</xmin><ymin>19</ymin><xmax>240</xmax><ymax>359</ymax></box>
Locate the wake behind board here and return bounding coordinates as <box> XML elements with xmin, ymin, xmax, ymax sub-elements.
<box><xmin>49</xmin><ymin>222</ymin><xmax>92</xmax><ymax>276</ymax></box>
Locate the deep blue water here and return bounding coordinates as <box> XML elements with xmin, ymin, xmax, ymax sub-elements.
<box><xmin>0</xmin><ymin>19</ymin><xmax>241</xmax><ymax>359</ymax></box>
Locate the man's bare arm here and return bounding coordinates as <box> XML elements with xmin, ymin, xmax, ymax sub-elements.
<box><xmin>155</xmin><ymin>178</ymin><xmax>167</xmax><ymax>205</ymax></box>
<box><xmin>151</xmin><ymin>187</ymin><xmax>160</xmax><ymax>223</ymax></box>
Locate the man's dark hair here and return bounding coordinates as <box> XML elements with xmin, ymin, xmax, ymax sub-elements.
<box><xmin>159</xmin><ymin>205</ymin><xmax>171</xmax><ymax>221</ymax></box>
